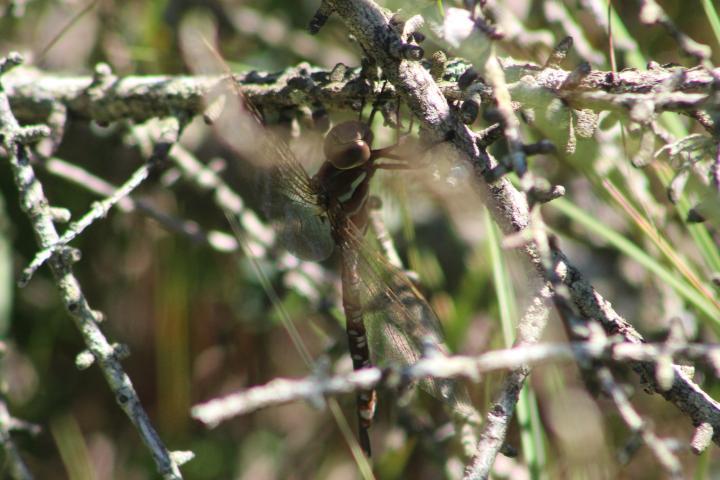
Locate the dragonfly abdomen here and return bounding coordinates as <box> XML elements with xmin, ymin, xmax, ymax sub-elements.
<box><xmin>342</xmin><ymin>249</ymin><xmax>377</xmax><ymax>444</ymax></box>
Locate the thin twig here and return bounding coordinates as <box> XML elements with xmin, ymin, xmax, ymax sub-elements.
<box><xmin>637</xmin><ymin>0</ymin><xmax>712</xmax><ymax>64</ymax></box>
<box><xmin>465</xmin><ymin>289</ymin><xmax>550</xmax><ymax>480</ymax></box>
<box><xmin>20</xmin><ymin>151</ymin><xmax>159</xmax><ymax>285</ymax></box>
<box><xmin>0</xmin><ymin>400</ymin><xmax>33</xmax><ymax>480</ymax></box>
<box><xmin>192</xmin><ymin>339</ymin><xmax>720</xmax><ymax>427</ymax></box>
<box><xmin>42</xmin><ymin>156</ymin><xmax>238</xmax><ymax>252</ymax></box>
<box><xmin>597</xmin><ymin>366</ymin><xmax>682</xmax><ymax>478</ymax></box>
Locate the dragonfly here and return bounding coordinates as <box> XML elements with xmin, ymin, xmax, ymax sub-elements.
<box><xmin>263</xmin><ymin>111</ymin><xmax>483</xmax><ymax>456</ymax></box>
<box><xmin>211</xmin><ymin>68</ymin><xmax>481</xmax><ymax>457</ymax></box>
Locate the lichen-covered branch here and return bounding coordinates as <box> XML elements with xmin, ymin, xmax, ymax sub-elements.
<box><xmin>0</xmin><ymin>54</ymin><xmax>189</xmax><ymax>480</ymax></box>
<box><xmin>3</xmin><ymin>59</ymin><xmax>719</xmax><ymax>127</ymax></box>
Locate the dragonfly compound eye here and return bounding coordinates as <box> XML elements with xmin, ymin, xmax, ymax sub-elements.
<box><xmin>324</xmin><ymin>121</ymin><xmax>373</xmax><ymax>170</ymax></box>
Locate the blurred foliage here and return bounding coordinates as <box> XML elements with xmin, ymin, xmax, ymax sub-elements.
<box><xmin>0</xmin><ymin>0</ymin><xmax>719</xmax><ymax>479</ymax></box>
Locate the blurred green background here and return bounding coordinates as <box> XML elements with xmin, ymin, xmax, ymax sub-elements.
<box><xmin>1</xmin><ymin>0</ymin><xmax>719</xmax><ymax>478</ymax></box>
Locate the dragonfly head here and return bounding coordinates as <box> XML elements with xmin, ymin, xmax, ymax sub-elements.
<box><xmin>323</xmin><ymin>121</ymin><xmax>373</xmax><ymax>170</ymax></box>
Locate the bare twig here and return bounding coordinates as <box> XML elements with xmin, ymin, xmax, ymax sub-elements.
<box><xmin>637</xmin><ymin>0</ymin><xmax>712</xmax><ymax>63</ymax></box>
<box><xmin>19</xmin><ymin>117</ymin><xmax>179</xmax><ymax>285</ymax></box>
<box><xmin>192</xmin><ymin>339</ymin><xmax>720</xmax><ymax>427</ymax></box>
<box><xmin>546</xmin><ymin>230</ymin><xmax>685</xmax><ymax>478</ymax></box>
<box><xmin>543</xmin><ymin>0</ymin><xmax>606</xmax><ymax>64</ymax></box>
<box><xmin>466</xmin><ymin>289</ymin><xmax>550</xmax><ymax>480</ymax></box>
<box><xmin>42</xmin><ymin>156</ymin><xmax>238</xmax><ymax>252</ymax></box>
<box><xmin>168</xmin><ymin>143</ymin><xmax>276</xmax><ymax>253</ymax></box>
<box><xmin>597</xmin><ymin>366</ymin><xmax>682</xmax><ymax>478</ymax></box>
<box><xmin>690</xmin><ymin>422</ymin><xmax>714</xmax><ymax>454</ymax></box>
<box><xmin>0</xmin><ymin>400</ymin><xmax>33</xmax><ymax>480</ymax></box>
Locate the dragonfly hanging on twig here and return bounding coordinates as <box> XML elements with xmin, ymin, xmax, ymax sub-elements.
<box><xmin>208</xmin><ymin>62</ymin><xmax>481</xmax><ymax>458</ymax></box>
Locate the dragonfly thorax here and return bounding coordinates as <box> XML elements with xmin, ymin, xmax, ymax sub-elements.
<box><xmin>323</xmin><ymin>121</ymin><xmax>374</xmax><ymax>170</ymax></box>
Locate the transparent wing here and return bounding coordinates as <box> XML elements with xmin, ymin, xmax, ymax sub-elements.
<box><xmin>260</xmin><ymin>134</ymin><xmax>335</xmax><ymax>262</ymax></box>
<box><xmin>181</xmin><ymin>31</ymin><xmax>334</xmax><ymax>260</ymax></box>
<box><xmin>209</xmin><ymin>76</ymin><xmax>335</xmax><ymax>261</ymax></box>
<box><xmin>337</xmin><ymin>221</ymin><xmax>481</xmax><ymax>451</ymax></box>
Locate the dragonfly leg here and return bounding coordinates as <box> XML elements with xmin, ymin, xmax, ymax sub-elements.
<box><xmin>367</xmin><ymin>80</ymin><xmax>389</xmax><ymax>126</ymax></box>
<box><xmin>341</xmin><ymin>249</ymin><xmax>377</xmax><ymax>456</ymax></box>
<box><xmin>391</xmin><ymin>99</ymin><xmax>415</xmax><ymax>144</ymax></box>
<box><xmin>374</xmin><ymin>160</ymin><xmax>425</xmax><ymax>170</ymax></box>
<box><xmin>371</xmin><ymin>138</ymin><xmax>433</xmax><ymax>167</ymax></box>
<box><xmin>372</xmin><ymin>120</ymin><xmax>452</xmax><ymax>167</ymax></box>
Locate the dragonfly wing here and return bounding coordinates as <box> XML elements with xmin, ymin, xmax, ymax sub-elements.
<box><xmin>263</xmin><ymin>152</ymin><xmax>334</xmax><ymax>261</ymax></box>
<box><xmin>186</xmin><ymin>40</ymin><xmax>333</xmax><ymax>259</ymax></box>
<box><xmin>273</xmin><ymin>197</ymin><xmax>334</xmax><ymax>262</ymax></box>
<box><xmin>338</xmin><ymin>224</ymin><xmax>481</xmax><ymax>452</ymax></box>
<box><xmin>207</xmin><ymin>76</ymin><xmax>335</xmax><ymax>262</ymax></box>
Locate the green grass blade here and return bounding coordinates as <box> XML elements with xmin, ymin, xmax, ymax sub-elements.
<box><xmin>519</xmin><ymin>387</ymin><xmax>547</xmax><ymax>480</ymax></box>
<box><xmin>486</xmin><ymin>212</ymin><xmax>516</xmax><ymax>347</ymax></box>
<box><xmin>701</xmin><ymin>0</ymin><xmax>720</xmax><ymax>49</ymax></box>
<box><xmin>693</xmin><ymin>447</ymin><xmax>710</xmax><ymax>480</ymax></box>
<box><xmin>608</xmin><ymin>11</ymin><xmax>720</xmax><ymax>274</ymax></box>
<box><xmin>485</xmin><ymin>212</ymin><xmax>546</xmax><ymax>479</ymax></box>
<box><xmin>551</xmin><ymin>198</ymin><xmax>720</xmax><ymax>327</ymax></box>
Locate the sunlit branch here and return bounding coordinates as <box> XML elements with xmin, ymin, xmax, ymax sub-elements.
<box><xmin>192</xmin><ymin>339</ymin><xmax>720</xmax><ymax>427</ymax></box>
<box><xmin>3</xmin><ymin>61</ymin><xmax>719</xmax><ymax>127</ymax></box>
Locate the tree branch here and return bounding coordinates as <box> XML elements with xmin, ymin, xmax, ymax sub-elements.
<box><xmin>3</xmin><ymin>60</ymin><xmax>719</xmax><ymax>126</ymax></box>
<box><xmin>0</xmin><ymin>54</ymin><xmax>189</xmax><ymax>480</ymax></box>
<box><xmin>319</xmin><ymin>0</ymin><xmax>720</xmax><ymax>447</ymax></box>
